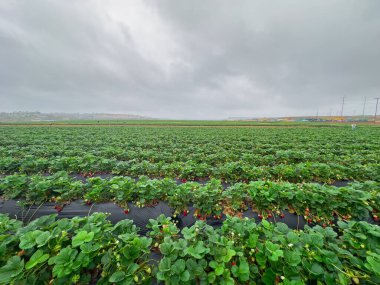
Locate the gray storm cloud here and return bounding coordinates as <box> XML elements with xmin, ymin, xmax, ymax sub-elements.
<box><xmin>1</xmin><ymin>0</ymin><xmax>379</xmax><ymax>119</ymax></box>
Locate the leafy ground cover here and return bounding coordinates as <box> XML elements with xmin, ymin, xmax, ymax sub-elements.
<box><xmin>0</xmin><ymin>126</ymin><xmax>379</xmax><ymax>183</ymax></box>
<box><xmin>0</xmin><ymin>213</ymin><xmax>379</xmax><ymax>285</ymax></box>
<box><xmin>0</xmin><ymin>124</ymin><xmax>379</xmax><ymax>284</ymax></box>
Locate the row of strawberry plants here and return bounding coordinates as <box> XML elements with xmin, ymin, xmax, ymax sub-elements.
<box><xmin>1</xmin><ymin>172</ymin><xmax>379</xmax><ymax>224</ymax></box>
<box><xmin>1</xmin><ymin>213</ymin><xmax>379</xmax><ymax>284</ymax></box>
<box><xmin>2</xmin><ymin>144</ymin><xmax>378</xmax><ymax>168</ymax></box>
<box><xmin>1</xmin><ymin>156</ymin><xmax>379</xmax><ymax>182</ymax></box>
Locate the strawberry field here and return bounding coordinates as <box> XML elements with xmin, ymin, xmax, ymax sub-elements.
<box><xmin>0</xmin><ymin>124</ymin><xmax>379</xmax><ymax>284</ymax></box>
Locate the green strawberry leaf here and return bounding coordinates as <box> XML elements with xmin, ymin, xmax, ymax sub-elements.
<box><xmin>25</xmin><ymin>249</ymin><xmax>49</xmax><ymax>270</ymax></box>
<box><xmin>0</xmin><ymin>256</ymin><xmax>24</xmax><ymax>284</ymax></box>
<box><xmin>72</xmin><ymin>231</ymin><xmax>94</xmax><ymax>247</ymax></box>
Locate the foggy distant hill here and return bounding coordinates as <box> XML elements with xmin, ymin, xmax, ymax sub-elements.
<box><xmin>0</xmin><ymin>112</ymin><xmax>150</xmax><ymax>122</ymax></box>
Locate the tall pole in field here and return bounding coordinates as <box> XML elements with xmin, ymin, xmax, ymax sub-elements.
<box><xmin>375</xmin><ymin>98</ymin><xmax>380</xmax><ymax>123</ymax></box>
<box><xmin>340</xmin><ymin>96</ymin><xmax>345</xmax><ymax>121</ymax></box>
<box><xmin>362</xmin><ymin>97</ymin><xmax>366</xmax><ymax>119</ymax></box>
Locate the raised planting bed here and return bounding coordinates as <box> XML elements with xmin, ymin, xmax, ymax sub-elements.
<box><xmin>1</xmin><ymin>198</ymin><xmax>377</xmax><ymax>235</ymax></box>
<box><xmin>0</xmin><ymin>173</ymin><xmax>379</xmax><ymax>227</ymax></box>
<box><xmin>0</xmin><ymin>213</ymin><xmax>379</xmax><ymax>284</ymax></box>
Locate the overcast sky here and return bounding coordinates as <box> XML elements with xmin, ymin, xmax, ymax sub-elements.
<box><xmin>1</xmin><ymin>1</ymin><xmax>380</xmax><ymax>119</ymax></box>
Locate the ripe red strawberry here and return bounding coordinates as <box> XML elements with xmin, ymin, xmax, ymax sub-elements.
<box><xmin>258</xmin><ymin>214</ymin><xmax>263</xmax><ymax>220</ymax></box>
<box><xmin>268</xmin><ymin>213</ymin><xmax>273</xmax><ymax>218</ymax></box>
<box><xmin>214</xmin><ymin>215</ymin><xmax>218</xmax><ymax>219</ymax></box>
<box><xmin>183</xmin><ymin>210</ymin><xmax>188</xmax><ymax>216</ymax></box>
<box><xmin>181</xmin><ymin>178</ymin><xmax>187</xmax><ymax>183</ymax></box>
<box><xmin>231</xmin><ymin>262</ymin><xmax>236</xmax><ymax>266</ymax></box>
<box><xmin>85</xmin><ymin>201</ymin><xmax>92</xmax><ymax>206</ymax></box>
<box><xmin>374</xmin><ymin>215</ymin><xmax>379</xmax><ymax>221</ymax></box>
<box><xmin>124</xmin><ymin>209</ymin><xmax>129</xmax><ymax>214</ymax></box>
<box><xmin>54</xmin><ymin>205</ymin><xmax>63</xmax><ymax>213</ymax></box>
<box><xmin>280</xmin><ymin>213</ymin><xmax>285</xmax><ymax>219</ymax></box>
<box><xmin>196</xmin><ymin>214</ymin><xmax>201</xmax><ymax>218</ymax></box>
<box><xmin>307</xmin><ymin>219</ymin><xmax>312</xmax><ymax>224</ymax></box>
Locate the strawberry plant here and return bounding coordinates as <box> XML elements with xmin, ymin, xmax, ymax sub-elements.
<box><xmin>146</xmin><ymin>214</ymin><xmax>179</xmax><ymax>246</ymax></box>
<box><xmin>0</xmin><ymin>174</ymin><xmax>28</xmax><ymax>199</ymax></box>
<box><xmin>0</xmin><ymin>213</ymin><xmax>154</xmax><ymax>284</ymax></box>
<box><xmin>193</xmin><ymin>179</ymin><xmax>223</xmax><ymax>218</ymax></box>
<box><xmin>167</xmin><ymin>182</ymin><xmax>198</xmax><ymax>215</ymax></box>
<box><xmin>221</xmin><ymin>182</ymin><xmax>249</xmax><ymax>216</ymax></box>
